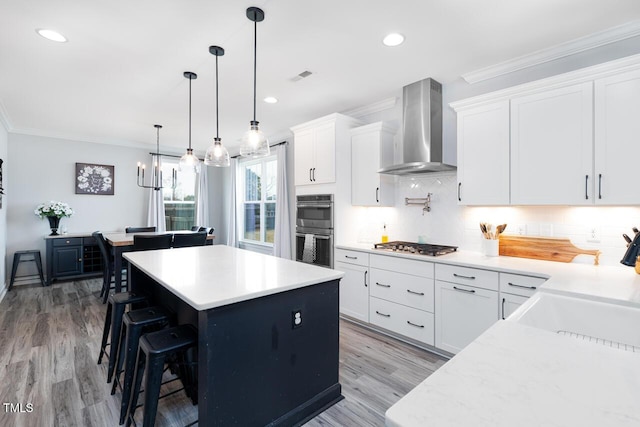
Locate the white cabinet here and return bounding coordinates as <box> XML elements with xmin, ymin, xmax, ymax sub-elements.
<box><xmin>434</xmin><ymin>264</ymin><xmax>499</xmax><ymax>354</ymax></box>
<box><xmin>498</xmin><ymin>272</ymin><xmax>546</xmax><ymax>320</ymax></box>
<box><xmin>351</xmin><ymin>122</ymin><xmax>396</xmax><ymax>206</ymax></box>
<box><xmin>292</xmin><ymin>113</ymin><xmax>362</xmax><ymax>186</ymax></box>
<box><xmin>594</xmin><ymin>68</ymin><xmax>640</xmax><ymax>204</ymax></box>
<box><xmin>369</xmin><ymin>254</ymin><xmax>435</xmax><ymax>346</ymax></box>
<box><xmin>335</xmin><ymin>248</ymin><xmax>369</xmax><ymax>322</ymax></box>
<box><xmin>511</xmin><ymin>82</ymin><xmax>593</xmax><ymax>205</ymax></box>
<box><xmin>456</xmin><ymin>101</ymin><xmax>510</xmax><ymax>205</ymax></box>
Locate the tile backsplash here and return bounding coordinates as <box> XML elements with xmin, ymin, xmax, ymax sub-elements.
<box><xmin>346</xmin><ymin>171</ymin><xmax>640</xmax><ymax>267</ymax></box>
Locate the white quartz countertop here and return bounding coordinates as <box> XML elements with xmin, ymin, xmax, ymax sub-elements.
<box><xmin>336</xmin><ymin>243</ymin><xmax>640</xmax><ymax>306</ymax></box>
<box><xmin>385</xmin><ymin>320</ymin><xmax>640</xmax><ymax>427</ymax></box>
<box><xmin>124</xmin><ymin>245</ymin><xmax>343</xmax><ymax>310</ymax></box>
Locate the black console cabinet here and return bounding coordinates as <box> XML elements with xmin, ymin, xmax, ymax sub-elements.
<box><xmin>45</xmin><ymin>235</ymin><xmax>104</xmax><ymax>285</ymax></box>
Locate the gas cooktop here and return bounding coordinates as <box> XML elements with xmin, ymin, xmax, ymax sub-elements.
<box><xmin>373</xmin><ymin>241</ymin><xmax>458</xmax><ymax>257</ymax></box>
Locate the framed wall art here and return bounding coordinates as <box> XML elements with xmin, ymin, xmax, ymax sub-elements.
<box><xmin>75</xmin><ymin>163</ymin><xmax>115</xmax><ymax>195</ymax></box>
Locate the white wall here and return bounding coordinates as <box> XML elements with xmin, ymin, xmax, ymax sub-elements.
<box><xmin>0</xmin><ymin>121</ymin><xmax>7</xmax><ymax>298</ymax></box>
<box><xmin>336</xmin><ymin>39</ymin><xmax>640</xmax><ymax>268</ymax></box>
<box><xmin>6</xmin><ymin>133</ymin><xmax>150</xmax><ymax>282</ymax></box>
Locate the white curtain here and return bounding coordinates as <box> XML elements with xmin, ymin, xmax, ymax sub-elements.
<box><xmin>147</xmin><ymin>155</ymin><xmax>166</xmax><ymax>232</ymax></box>
<box><xmin>226</xmin><ymin>158</ymin><xmax>238</xmax><ymax>247</ymax></box>
<box><xmin>274</xmin><ymin>143</ymin><xmax>292</xmax><ymax>259</ymax></box>
<box><xmin>195</xmin><ymin>164</ymin><xmax>209</xmax><ymax>226</ymax></box>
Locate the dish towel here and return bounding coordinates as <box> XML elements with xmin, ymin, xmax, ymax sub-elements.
<box><xmin>302</xmin><ymin>234</ymin><xmax>315</xmax><ymax>263</ymax></box>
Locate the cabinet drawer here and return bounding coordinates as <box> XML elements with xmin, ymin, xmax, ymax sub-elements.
<box><xmin>335</xmin><ymin>248</ymin><xmax>369</xmax><ymax>266</ymax></box>
<box><xmin>370</xmin><ymin>268</ymin><xmax>434</xmax><ymax>312</ymax></box>
<box><xmin>370</xmin><ymin>254</ymin><xmax>434</xmax><ymax>278</ymax></box>
<box><xmin>53</xmin><ymin>237</ymin><xmax>82</xmax><ymax>247</ymax></box>
<box><xmin>435</xmin><ymin>264</ymin><xmax>498</xmax><ymax>291</ymax></box>
<box><xmin>370</xmin><ymin>297</ymin><xmax>434</xmax><ymax>346</ymax></box>
<box><xmin>499</xmin><ymin>273</ymin><xmax>546</xmax><ymax>297</ymax></box>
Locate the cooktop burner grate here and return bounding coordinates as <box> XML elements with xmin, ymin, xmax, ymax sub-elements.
<box><xmin>373</xmin><ymin>241</ymin><xmax>458</xmax><ymax>256</ymax></box>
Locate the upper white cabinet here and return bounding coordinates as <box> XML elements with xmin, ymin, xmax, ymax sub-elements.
<box><xmin>351</xmin><ymin>122</ymin><xmax>396</xmax><ymax>206</ymax></box>
<box><xmin>594</xmin><ymin>68</ymin><xmax>640</xmax><ymax>204</ymax></box>
<box><xmin>291</xmin><ymin>113</ymin><xmax>361</xmax><ymax>186</ymax></box>
<box><xmin>511</xmin><ymin>82</ymin><xmax>593</xmax><ymax>205</ymax></box>
<box><xmin>456</xmin><ymin>101</ymin><xmax>510</xmax><ymax>205</ymax></box>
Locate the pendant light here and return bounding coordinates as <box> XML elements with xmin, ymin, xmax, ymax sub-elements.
<box><xmin>137</xmin><ymin>124</ymin><xmax>177</xmax><ymax>190</ymax></box>
<box><xmin>204</xmin><ymin>46</ymin><xmax>230</xmax><ymax>167</ymax></box>
<box><xmin>240</xmin><ymin>6</ymin><xmax>270</xmax><ymax>158</ymax></box>
<box><xmin>179</xmin><ymin>71</ymin><xmax>201</xmax><ymax>173</ymax></box>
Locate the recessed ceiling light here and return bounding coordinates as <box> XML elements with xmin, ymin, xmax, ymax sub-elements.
<box><xmin>36</xmin><ymin>29</ymin><xmax>67</xmax><ymax>43</ymax></box>
<box><xmin>264</xmin><ymin>96</ymin><xmax>278</xmax><ymax>104</ymax></box>
<box><xmin>383</xmin><ymin>33</ymin><xmax>404</xmax><ymax>47</ymax></box>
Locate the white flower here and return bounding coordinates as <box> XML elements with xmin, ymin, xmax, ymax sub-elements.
<box><xmin>35</xmin><ymin>201</ymin><xmax>74</xmax><ymax>219</ymax></box>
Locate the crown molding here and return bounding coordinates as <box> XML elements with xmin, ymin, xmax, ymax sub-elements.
<box><xmin>341</xmin><ymin>97</ymin><xmax>397</xmax><ymax>119</ymax></box>
<box><xmin>462</xmin><ymin>21</ymin><xmax>640</xmax><ymax>84</ymax></box>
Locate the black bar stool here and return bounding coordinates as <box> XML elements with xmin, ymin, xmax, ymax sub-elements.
<box><xmin>97</xmin><ymin>291</ymin><xmax>148</xmax><ymax>382</ymax></box>
<box><xmin>111</xmin><ymin>306</ymin><xmax>173</xmax><ymax>425</ymax></box>
<box><xmin>9</xmin><ymin>250</ymin><xmax>45</xmax><ymax>290</ymax></box>
<box><xmin>126</xmin><ymin>324</ymin><xmax>198</xmax><ymax>427</ymax></box>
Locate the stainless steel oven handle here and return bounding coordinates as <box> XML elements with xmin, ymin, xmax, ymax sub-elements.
<box><xmin>296</xmin><ymin>203</ymin><xmax>332</xmax><ymax>208</ymax></box>
<box><xmin>295</xmin><ymin>233</ymin><xmax>331</xmax><ymax>240</ymax></box>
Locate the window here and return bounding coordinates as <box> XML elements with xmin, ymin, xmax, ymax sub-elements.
<box><xmin>160</xmin><ymin>158</ymin><xmax>196</xmax><ymax>231</ymax></box>
<box><xmin>239</xmin><ymin>155</ymin><xmax>277</xmax><ymax>244</ymax></box>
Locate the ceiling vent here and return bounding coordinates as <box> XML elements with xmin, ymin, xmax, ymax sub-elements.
<box><xmin>291</xmin><ymin>70</ymin><xmax>313</xmax><ymax>82</ymax></box>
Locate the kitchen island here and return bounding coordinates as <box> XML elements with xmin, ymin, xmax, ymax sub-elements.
<box><xmin>123</xmin><ymin>245</ymin><xmax>344</xmax><ymax>426</ymax></box>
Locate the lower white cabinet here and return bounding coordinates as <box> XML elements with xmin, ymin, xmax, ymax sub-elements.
<box><xmin>434</xmin><ymin>280</ymin><xmax>499</xmax><ymax>354</ymax></box>
<box><xmin>501</xmin><ymin>293</ymin><xmax>529</xmax><ymax>320</ymax></box>
<box><xmin>335</xmin><ymin>251</ymin><xmax>370</xmax><ymax>322</ymax></box>
<box><xmin>499</xmin><ymin>272</ymin><xmax>546</xmax><ymax>320</ymax></box>
<box><xmin>370</xmin><ymin>297</ymin><xmax>435</xmax><ymax>345</ymax></box>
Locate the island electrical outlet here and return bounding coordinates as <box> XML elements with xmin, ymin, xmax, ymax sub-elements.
<box><xmin>292</xmin><ymin>310</ymin><xmax>302</xmax><ymax>329</ymax></box>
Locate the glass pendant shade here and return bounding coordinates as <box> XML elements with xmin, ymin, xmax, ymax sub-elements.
<box><xmin>240</xmin><ymin>120</ymin><xmax>270</xmax><ymax>158</ymax></box>
<box><xmin>204</xmin><ymin>137</ymin><xmax>230</xmax><ymax>167</ymax></box>
<box><xmin>179</xmin><ymin>148</ymin><xmax>200</xmax><ymax>173</ymax></box>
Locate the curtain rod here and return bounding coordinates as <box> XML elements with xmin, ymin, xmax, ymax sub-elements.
<box><xmin>231</xmin><ymin>140</ymin><xmax>288</xmax><ymax>159</ymax></box>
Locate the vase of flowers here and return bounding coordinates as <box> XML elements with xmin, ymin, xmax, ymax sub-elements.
<box><xmin>35</xmin><ymin>201</ymin><xmax>74</xmax><ymax>235</ymax></box>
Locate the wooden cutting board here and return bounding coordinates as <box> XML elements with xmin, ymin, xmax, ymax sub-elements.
<box><xmin>498</xmin><ymin>235</ymin><xmax>600</xmax><ymax>265</ymax></box>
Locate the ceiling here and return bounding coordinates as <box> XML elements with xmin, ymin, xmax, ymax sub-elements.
<box><xmin>2</xmin><ymin>0</ymin><xmax>640</xmax><ymax>155</ymax></box>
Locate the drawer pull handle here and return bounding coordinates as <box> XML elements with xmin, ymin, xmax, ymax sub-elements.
<box><xmin>453</xmin><ymin>273</ymin><xmax>475</xmax><ymax>280</ymax></box>
<box><xmin>406</xmin><ymin>289</ymin><xmax>424</xmax><ymax>296</ymax></box>
<box><xmin>364</xmin><ymin>271</ymin><xmax>368</xmax><ymax>287</ymax></box>
<box><xmin>507</xmin><ymin>282</ymin><xmax>537</xmax><ymax>290</ymax></box>
<box><xmin>453</xmin><ymin>286</ymin><xmax>475</xmax><ymax>294</ymax></box>
<box><xmin>407</xmin><ymin>321</ymin><xmax>424</xmax><ymax>328</ymax></box>
<box><xmin>502</xmin><ymin>297</ymin><xmax>506</xmax><ymax>320</ymax></box>
<box><xmin>376</xmin><ymin>282</ymin><xmax>391</xmax><ymax>288</ymax></box>
<box><xmin>375</xmin><ymin>310</ymin><xmax>391</xmax><ymax>318</ymax></box>
<box><xmin>345</xmin><ymin>255</ymin><xmax>358</xmax><ymax>260</ymax></box>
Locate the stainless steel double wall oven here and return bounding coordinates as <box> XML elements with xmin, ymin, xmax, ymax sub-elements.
<box><xmin>295</xmin><ymin>194</ymin><xmax>334</xmax><ymax>268</ymax></box>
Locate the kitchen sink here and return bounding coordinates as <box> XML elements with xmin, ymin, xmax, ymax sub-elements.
<box><xmin>509</xmin><ymin>292</ymin><xmax>640</xmax><ymax>351</ymax></box>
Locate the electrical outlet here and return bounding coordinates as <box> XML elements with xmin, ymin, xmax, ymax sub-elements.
<box><xmin>587</xmin><ymin>227</ymin><xmax>601</xmax><ymax>243</ymax></box>
<box><xmin>292</xmin><ymin>310</ymin><xmax>302</xmax><ymax>329</ymax></box>
<box><xmin>517</xmin><ymin>225</ymin><xmax>526</xmax><ymax>235</ymax></box>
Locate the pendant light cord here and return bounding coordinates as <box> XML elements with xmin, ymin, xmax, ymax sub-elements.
<box><xmin>188</xmin><ymin>75</ymin><xmax>192</xmax><ymax>149</ymax></box>
<box><xmin>253</xmin><ymin>19</ymin><xmax>257</xmax><ymax>122</ymax></box>
<box><xmin>215</xmin><ymin>54</ymin><xmax>219</xmax><ymax>139</ymax></box>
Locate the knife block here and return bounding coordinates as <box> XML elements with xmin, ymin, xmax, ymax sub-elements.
<box><xmin>621</xmin><ymin>233</ymin><xmax>640</xmax><ymax>266</ymax></box>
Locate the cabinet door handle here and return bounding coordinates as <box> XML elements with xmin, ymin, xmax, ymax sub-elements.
<box><xmin>501</xmin><ymin>297</ymin><xmax>506</xmax><ymax>320</ymax></box>
<box><xmin>312</xmin><ymin>168</ymin><xmax>316</xmax><ymax>181</ymax></box>
<box><xmin>453</xmin><ymin>286</ymin><xmax>475</xmax><ymax>293</ymax></box>
<box><xmin>375</xmin><ymin>310</ymin><xmax>390</xmax><ymax>318</ymax></box>
<box><xmin>598</xmin><ymin>173</ymin><xmax>602</xmax><ymax>199</ymax></box>
<box><xmin>407</xmin><ymin>320</ymin><xmax>425</xmax><ymax>328</ymax></box>
<box><xmin>406</xmin><ymin>289</ymin><xmax>424</xmax><ymax>296</ymax></box>
<box><xmin>458</xmin><ymin>182</ymin><xmax>462</xmax><ymax>202</ymax></box>
<box><xmin>585</xmin><ymin>175</ymin><xmax>589</xmax><ymax>200</ymax></box>
<box><xmin>376</xmin><ymin>187</ymin><xmax>379</xmax><ymax>203</ymax></box>
<box><xmin>453</xmin><ymin>273</ymin><xmax>475</xmax><ymax>280</ymax></box>
<box><xmin>309</xmin><ymin>168</ymin><xmax>312</xmax><ymax>182</ymax></box>
<box><xmin>364</xmin><ymin>270</ymin><xmax>368</xmax><ymax>287</ymax></box>
<box><xmin>507</xmin><ymin>282</ymin><xmax>537</xmax><ymax>290</ymax></box>
<box><xmin>375</xmin><ymin>282</ymin><xmax>391</xmax><ymax>288</ymax></box>
<box><xmin>344</xmin><ymin>255</ymin><xmax>358</xmax><ymax>260</ymax></box>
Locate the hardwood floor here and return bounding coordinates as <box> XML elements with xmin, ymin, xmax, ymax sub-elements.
<box><xmin>0</xmin><ymin>279</ymin><xmax>446</xmax><ymax>427</ymax></box>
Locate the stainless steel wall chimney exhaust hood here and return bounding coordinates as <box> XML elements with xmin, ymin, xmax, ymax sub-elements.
<box><xmin>378</xmin><ymin>78</ymin><xmax>455</xmax><ymax>175</ymax></box>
